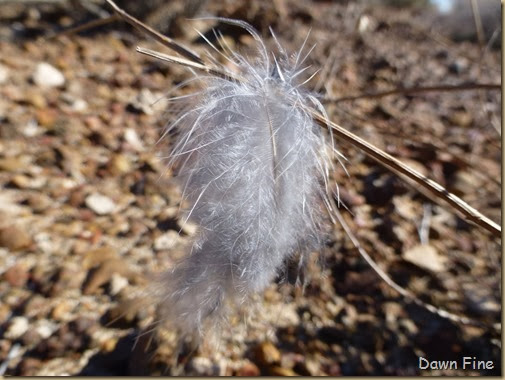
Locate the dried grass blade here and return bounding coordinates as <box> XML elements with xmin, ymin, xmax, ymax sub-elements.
<box><xmin>324</xmin><ymin>83</ymin><xmax>501</xmax><ymax>103</ymax></box>
<box><xmin>104</xmin><ymin>0</ymin><xmax>203</xmax><ymax>64</ymax></box>
<box><xmin>136</xmin><ymin>46</ymin><xmax>238</xmax><ymax>81</ymax></box>
<box><xmin>308</xmin><ymin>109</ymin><xmax>501</xmax><ymax>238</ymax></box>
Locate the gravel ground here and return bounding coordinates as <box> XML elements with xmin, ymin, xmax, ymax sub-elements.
<box><xmin>0</xmin><ymin>0</ymin><xmax>501</xmax><ymax>376</ymax></box>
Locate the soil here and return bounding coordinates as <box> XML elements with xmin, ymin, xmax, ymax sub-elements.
<box><xmin>0</xmin><ymin>0</ymin><xmax>501</xmax><ymax>376</ymax></box>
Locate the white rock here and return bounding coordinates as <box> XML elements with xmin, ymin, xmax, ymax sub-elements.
<box><xmin>0</xmin><ymin>64</ymin><xmax>8</xmax><ymax>85</ymax></box>
<box><xmin>358</xmin><ymin>15</ymin><xmax>372</xmax><ymax>33</ymax></box>
<box><xmin>22</xmin><ymin>119</ymin><xmax>41</xmax><ymax>137</ymax></box>
<box><xmin>124</xmin><ymin>128</ymin><xmax>144</xmax><ymax>152</ymax></box>
<box><xmin>109</xmin><ymin>273</ymin><xmax>129</xmax><ymax>296</ymax></box>
<box><xmin>154</xmin><ymin>230</ymin><xmax>181</xmax><ymax>251</ymax></box>
<box><xmin>61</xmin><ymin>93</ymin><xmax>88</xmax><ymax>112</ymax></box>
<box><xmin>5</xmin><ymin>316</ymin><xmax>29</xmax><ymax>339</ymax></box>
<box><xmin>180</xmin><ymin>221</ymin><xmax>198</xmax><ymax>236</ymax></box>
<box><xmin>35</xmin><ymin>319</ymin><xmax>58</xmax><ymax>339</ymax></box>
<box><xmin>85</xmin><ymin>193</ymin><xmax>116</xmax><ymax>215</ymax></box>
<box><xmin>34</xmin><ymin>232</ymin><xmax>53</xmax><ymax>254</ymax></box>
<box><xmin>32</xmin><ymin>62</ymin><xmax>65</xmax><ymax>87</ymax></box>
<box><xmin>129</xmin><ymin>89</ymin><xmax>168</xmax><ymax>115</ymax></box>
<box><xmin>71</xmin><ymin>98</ymin><xmax>88</xmax><ymax>112</ymax></box>
<box><xmin>187</xmin><ymin>357</ymin><xmax>221</xmax><ymax>376</ymax></box>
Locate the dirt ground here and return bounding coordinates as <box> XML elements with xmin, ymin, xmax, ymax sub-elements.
<box><xmin>0</xmin><ymin>0</ymin><xmax>501</xmax><ymax>376</ymax></box>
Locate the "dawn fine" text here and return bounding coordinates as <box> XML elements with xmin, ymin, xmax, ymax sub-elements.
<box><xmin>419</xmin><ymin>357</ymin><xmax>494</xmax><ymax>370</ymax></box>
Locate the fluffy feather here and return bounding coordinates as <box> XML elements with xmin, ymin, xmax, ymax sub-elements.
<box><xmin>156</xmin><ymin>20</ymin><xmax>334</xmax><ymax>337</ymax></box>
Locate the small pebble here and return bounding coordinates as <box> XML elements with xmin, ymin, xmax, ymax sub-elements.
<box><xmin>10</xmin><ymin>174</ymin><xmax>46</xmax><ymax>189</ymax></box>
<box><xmin>0</xmin><ymin>303</ymin><xmax>12</xmax><ymax>324</ymax></box>
<box><xmin>24</xmin><ymin>90</ymin><xmax>47</xmax><ymax>108</ymax></box>
<box><xmin>50</xmin><ymin>267</ymin><xmax>85</xmax><ymax>296</ymax></box>
<box><xmin>83</xmin><ymin>246</ymin><xmax>118</xmax><ymax>269</ymax></box>
<box><xmin>23</xmin><ymin>295</ymin><xmax>49</xmax><ymax>319</ymax></box>
<box><xmin>61</xmin><ymin>93</ymin><xmax>87</xmax><ymax>112</ymax></box>
<box><xmin>128</xmin><ymin>89</ymin><xmax>168</xmax><ymax>115</ymax></box>
<box><xmin>32</xmin><ymin>62</ymin><xmax>65</xmax><ymax>87</ymax></box>
<box><xmin>71</xmin><ymin>98</ymin><xmax>88</xmax><ymax>112</ymax></box>
<box><xmin>21</xmin><ymin>328</ymin><xmax>42</xmax><ymax>347</ymax></box>
<box><xmin>3</xmin><ymin>263</ymin><xmax>29</xmax><ymax>287</ymax></box>
<box><xmin>153</xmin><ymin>230</ymin><xmax>181</xmax><ymax>251</ymax></box>
<box><xmin>25</xmin><ymin>193</ymin><xmax>52</xmax><ymax>213</ymax></box>
<box><xmin>35</xmin><ymin>320</ymin><xmax>58</xmax><ymax>339</ymax></box>
<box><xmin>0</xmin><ymin>156</ymin><xmax>27</xmax><ymax>172</ymax></box>
<box><xmin>51</xmin><ymin>301</ymin><xmax>73</xmax><ymax>321</ymax></box>
<box><xmin>109</xmin><ymin>273</ymin><xmax>129</xmax><ymax>296</ymax></box>
<box><xmin>179</xmin><ymin>221</ymin><xmax>198</xmax><ymax>236</ymax></box>
<box><xmin>124</xmin><ymin>128</ymin><xmax>144</xmax><ymax>151</ymax></box>
<box><xmin>236</xmin><ymin>361</ymin><xmax>260</xmax><ymax>376</ymax></box>
<box><xmin>269</xmin><ymin>366</ymin><xmax>298</xmax><ymax>376</ymax></box>
<box><xmin>16</xmin><ymin>357</ymin><xmax>43</xmax><ymax>376</ymax></box>
<box><xmin>448</xmin><ymin>58</ymin><xmax>468</xmax><ymax>74</ymax></box>
<box><xmin>85</xmin><ymin>193</ymin><xmax>116</xmax><ymax>215</ymax></box>
<box><xmin>5</xmin><ymin>316</ymin><xmax>29</xmax><ymax>339</ymax></box>
<box><xmin>36</xmin><ymin>108</ymin><xmax>58</xmax><ymax>127</ymax></box>
<box><xmin>0</xmin><ymin>64</ymin><xmax>8</xmax><ymax>84</ymax></box>
<box><xmin>22</xmin><ymin>120</ymin><xmax>41</xmax><ymax>137</ymax></box>
<box><xmin>83</xmin><ymin>258</ymin><xmax>130</xmax><ymax>295</ymax></box>
<box><xmin>0</xmin><ymin>226</ymin><xmax>32</xmax><ymax>251</ymax></box>
<box><xmin>254</xmin><ymin>342</ymin><xmax>281</xmax><ymax>366</ymax></box>
<box><xmin>187</xmin><ymin>356</ymin><xmax>221</xmax><ymax>376</ymax></box>
<box><xmin>448</xmin><ymin>110</ymin><xmax>472</xmax><ymax>127</ymax></box>
<box><xmin>101</xmin><ymin>337</ymin><xmax>118</xmax><ymax>352</ymax></box>
<box><xmin>108</xmin><ymin>153</ymin><xmax>131</xmax><ymax>175</ymax></box>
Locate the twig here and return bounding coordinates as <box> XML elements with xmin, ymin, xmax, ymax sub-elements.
<box><xmin>104</xmin><ymin>0</ymin><xmax>203</xmax><ymax>64</ymax></box>
<box><xmin>46</xmin><ymin>14</ymin><xmax>118</xmax><ymax>39</ymax></box>
<box><xmin>332</xmin><ymin>106</ymin><xmax>501</xmax><ymax>187</ymax></box>
<box><xmin>309</xmin><ymin>109</ymin><xmax>501</xmax><ymax>238</ymax></box>
<box><xmin>323</xmin><ymin>83</ymin><xmax>501</xmax><ymax>103</ymax></box>
<box><xmin>136</xmin><ymin>46</ymin><xmax>238</xmax><ymax>81</ymax></box>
